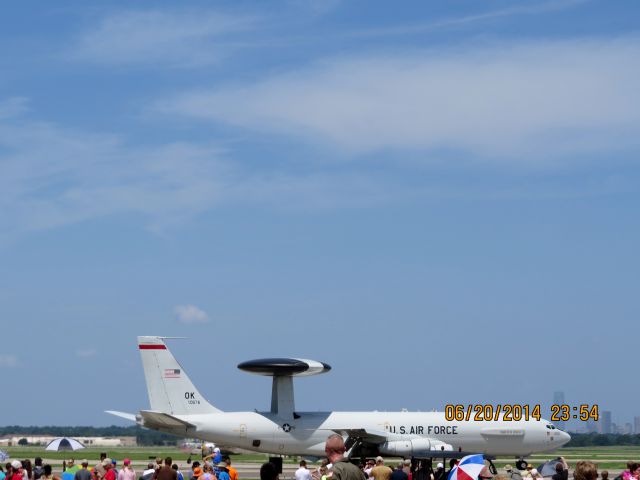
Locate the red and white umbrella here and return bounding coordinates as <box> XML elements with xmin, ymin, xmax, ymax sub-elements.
<box><xmin>448</xmin><ymin>455</ymin><xmax>486</xmax><ymax>480</ymax></box>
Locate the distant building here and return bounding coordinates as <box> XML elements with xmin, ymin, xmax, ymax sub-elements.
<box><xmin>553</xmin><ymin>391</ymin><xmax>566</xmax><ymax>429</ymax></box>
<box><xmin>624</xmin><ymin>423</ymin><xmax>633</xmax><ymax>434</ymax></box>
<box><xmin>0</xmin><ymin>435</ymin><xmax>136</xmax><ymax>447</ymax></box>
<box><xmin>599</xmin><ymin>411</ymin><xmax>612</xmax><ymax>434</ymax></box>
<box><xmin>633</xmin><ymin>416</ymin><xmax>640</xmax><ymax>434</ymax></box>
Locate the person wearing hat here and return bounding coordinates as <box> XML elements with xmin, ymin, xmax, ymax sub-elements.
<box><xmin>102</xmin><ymin>460</ymin><xmax>116</xmax><ymax>480</ymax></box>
<box><xmin>523</xmin><ymin>465</ymin><xmax>534</xmax><ymax>479</ymax></box>
<box><xmin>117</xmin><ymin>459</ymin><xmax>135</xmax><ymax>480</ymax></box>
<box><xmin>504</xmin><ymin>466</ymin><xmax>522</xmax><ymax>480</ymax></box>
<box><xmin>10</xmin><ymin>461</ymin><xmax>23</xmax><ymax>480</ymax></box>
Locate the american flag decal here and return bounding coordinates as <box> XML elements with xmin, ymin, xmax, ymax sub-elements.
<box><xmin>164</xmin><ymin>368</ymin><xmax>181</xmax><ymax>378</ymax></box>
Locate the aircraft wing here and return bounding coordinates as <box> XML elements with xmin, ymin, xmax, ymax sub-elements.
<box><xmin>323</xmin><ymin>429</ymin><xmax>472</xmax><ymax>459</ymax></box>
<box><xmin>327</xmin><ymin>428</ymin><xmax>389</xmax><ymax>443</ymax></box>
<box><xmin>139</xmin><ymin>410</ymin><xmax>196</xmax><ymax>429</ymax></box>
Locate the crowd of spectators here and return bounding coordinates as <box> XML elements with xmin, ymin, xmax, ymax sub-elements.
<box><xmin>0</xmin><ymin>446</ymin><xmax>635</xmax><ymax>480</ymax></box>
<box><xmin>0</xmin><ymin>455</ymin><xmax>238</xmax><ymax>480</ymax></box>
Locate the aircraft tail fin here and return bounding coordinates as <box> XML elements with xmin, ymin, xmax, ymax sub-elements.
<box><xmin>138</xmin><ymin>336</ymin><xmax>221</xmax><ymax>415</ymax></box>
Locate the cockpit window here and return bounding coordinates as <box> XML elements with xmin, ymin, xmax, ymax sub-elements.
<box><xmin>546</xmin><ymin>424</ymin><xmax>556</xmax><ymax>430</ymax></box>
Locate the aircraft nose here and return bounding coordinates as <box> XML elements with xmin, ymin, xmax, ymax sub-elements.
<box><xmin>558</xmin><ymin>430</ymin><xmax>571</xmax><ymax>446</ymax></box>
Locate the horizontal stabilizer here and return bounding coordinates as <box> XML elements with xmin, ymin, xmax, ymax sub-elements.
<box><xmin>140</xmin><ymin>410</ymin><xmax>196</xmax><ymax>429</ymax></box>
<box><xmin>105</xmin><ymin>410</ymin><xmax>137</xmax><ymax>422</ymax></box>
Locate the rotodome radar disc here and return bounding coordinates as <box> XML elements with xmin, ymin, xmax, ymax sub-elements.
<box><xmin>237</xmin><ymin>358</ymin><xmax>331</xmax><ymax>376</ymax></box>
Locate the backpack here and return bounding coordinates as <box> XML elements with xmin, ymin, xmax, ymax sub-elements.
<box><xmin>34</xmin><ymin>467</ymin><xmax>45</xmax><ymax>480</ymax></box>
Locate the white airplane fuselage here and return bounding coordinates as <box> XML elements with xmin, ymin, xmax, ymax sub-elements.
<box><xmin>108</xmin><ymin>337</ymin><xmax>571</xmax><ymax>460</ymax></box>
<box><xmin>165</xmin><ymin>410</ymin><xmax>569</xmax><ymax>457</ymax></box>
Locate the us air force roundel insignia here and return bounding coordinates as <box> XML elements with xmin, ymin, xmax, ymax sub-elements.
<box><xmin>282</xmin><ymin>423</ymin><xmax>292</xmax><ymax>432</ymax></box>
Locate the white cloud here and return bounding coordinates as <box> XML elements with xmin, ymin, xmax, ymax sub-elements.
<box><xmin>0</xmin><ymin>97</ymin><xmax>30</xmax><ymax>119</ymax></box>
<box><xmin>175</xmin><ymin>305</ymin><xmax>210</xmax><ymax>324</ymax></box>
<box><xmin>160</xmin><ymin>37</ymin><xmax>640</xmax><ymax>165</ymax></box>
<box><xmin>351</xmin><ymin>0</ymin><xmax>588</xmax><ymax>38</ymax></box>
<box><xmin>0</xmin><ymin>115</ymin><xmax>231</xmax><ymax>240</ymax></box>
<box><xmin>0</xmin><ymin>354</ymin><xmax>18</xmax><ymax>368</ymax></box>
<box><xmin>0</xmin><ymin>102</ymin><xmax>408</xmax><ymax>240</ymax></box>
<box><xmin>70</xmin><ymin>10</ymin><xmax>258</xmax><ymax>67</ymax></box>
<box><xmin>76</xmin><ymin>349</ymin><xmax>97</xmax><ymax>358</ymax></box>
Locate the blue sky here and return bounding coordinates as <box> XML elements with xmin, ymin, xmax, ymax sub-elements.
<box><xmin>1</xmin><ymin>0</ymin><xmax>640</xmax><ymax>428</ymax></box>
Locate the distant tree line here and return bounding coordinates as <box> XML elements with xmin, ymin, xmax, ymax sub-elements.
<box><xmin>0</xmin><ymin>426</ymin><xmax>179</xmax><ymax>446</ymax></box>
<box><xmin>566</xmin><ymin>433</ymin><xmax>640</xmax><ymax>446</ymax></box>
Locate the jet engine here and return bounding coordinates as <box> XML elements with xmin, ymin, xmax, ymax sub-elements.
<box><xmin>378</xmin><ymin>438</ymin><xmax>434</xmax><ymax>457</ymax></box>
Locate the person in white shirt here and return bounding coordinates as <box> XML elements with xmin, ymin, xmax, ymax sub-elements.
<box><xmin>364</xmin><ymin>460</ymin><xmax>375</xmax><ymax>480</ymax></box>
<box><xmin>296</xmin><ymin>461</ymin><xmax>312</xmax><ymax>480</ymax></box>
<box><xmin>141</xmin><ymin>464</ymin><xmax>156</xmax><ymax>480</ymax></box>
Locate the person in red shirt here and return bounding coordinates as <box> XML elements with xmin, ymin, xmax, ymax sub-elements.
<box><xmin>10</xmin><ymin>461</ymin><xmax>23</xmax><ymax>480</ymax></box>
<box><xmin>103</xmin><ymin>460</ymin><xmax>116</xmax><ymax>480</ymax></box>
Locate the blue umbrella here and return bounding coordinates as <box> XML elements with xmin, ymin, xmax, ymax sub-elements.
<box><xmin>537</xmin><ymin>459</ymin><xmax>561</xmax><ymax>478</ymax></box>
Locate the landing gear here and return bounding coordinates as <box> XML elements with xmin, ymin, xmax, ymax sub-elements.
<box><xmin>344</xmin><ymin>436</ymin><xmax>363</xmax><ymax>459</ymax></box>
<box><xmin>516</xmin><ymin>460</ymin><xmax>528</xmax><ymax>471</ymax></box>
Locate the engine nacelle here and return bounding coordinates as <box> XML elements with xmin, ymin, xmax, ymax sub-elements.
<box><xmin>378</xmin><ymin>438</ymin><xmax>433</xmax><ymax>457</ymax></box>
